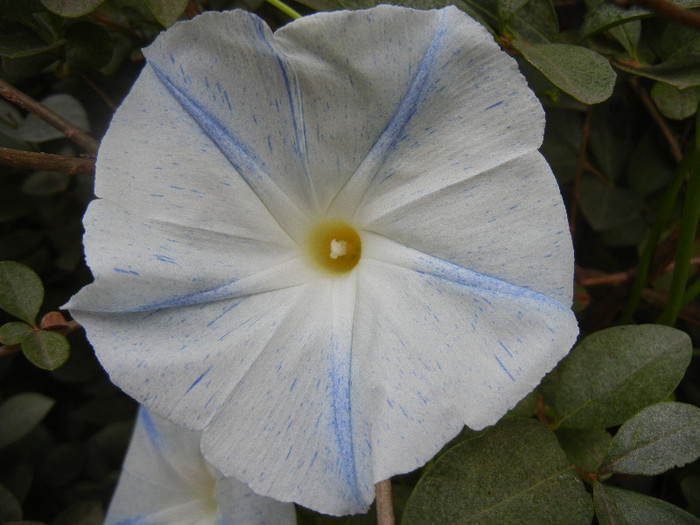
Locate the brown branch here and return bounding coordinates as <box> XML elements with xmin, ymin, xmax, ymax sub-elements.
<box><xmin>633</xmin><ymin>0</ymin><xmax>700</xmax><ymax>29</ymax></box>
<box><xmin>0</xmin><ymin>147</ymin><xmax>95</xmax><ymax>175</ymax></box>
<box><xmin>0</xmin><ymin>78</ymin><xmax>100</xmax><ymax>154</ymax></box>
<box><xmin>79</xmin><ymin>72</ymin><xmax>117</xmax><ymax>111</ymax></box>
<box><xmin>184</xmin><ymin>0</ymin><xmax>202</xmax><ymax>19</ymax></box>
<box><xmin>376</xmin><ymin>479</ymin><xmax>395</xmax><ymax>525</ymax></box>
<box><xmin>630</xmin><ymin>78</ymin><xmax>683</xmax><ymax>163</ymax></box>
<box><xmin>569</xmin><ymin>107</ymin><xmax>593</xmax><ymax>238</ymax></box>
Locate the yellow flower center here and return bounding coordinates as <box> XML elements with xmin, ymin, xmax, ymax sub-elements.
<box><xmin>307</xmin><ymin>221</ymin><xmax>361</xmax><ymax>274</ymax></box>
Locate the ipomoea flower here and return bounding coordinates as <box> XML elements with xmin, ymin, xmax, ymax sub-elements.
<box><xmin>67</xmin><ymin>5</ymin><xmax>579</xmax><ymax>516</ymax></box>
<box><xmin>106</xmin><ymin>407</ymin><xmax>296</xmax><ymax>524</ymax></box>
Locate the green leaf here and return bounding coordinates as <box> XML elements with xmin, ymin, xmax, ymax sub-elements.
<box><xmin>594</xmin><ymin>482</ymin><xmax>700</xmax><ymax>525</ymax></box>
<box><xmin>553</xmin><ymin>325</ymin><xmax>692</xmax><ymax>429</ymax></box>
<box><xmin>402</xmin><ymin>418</ymin><xmax>593</xmax><ymax>525</ymax></box>
<box><xmin>0</xmin><ymin>261</ymin><xmax>43</xmax><ymax>325</ymax></box>
<box><xmin>601</xmin><ymin>402</ymin><xmax>700</xmax><ymax>475</ymax></box>
<box><xmin>511</xmin><ymin>41</ymin><xmax>616</xmax><ymax>104</ymax></box>
<box><xmin>0</xmin><ymin>484</ymin><xmax>22</xmax><ymax>523</ymax></box>
<box><xmin>556</xmin><ymin>427</ymin><xmax>612</xmax><ymax>472</ymax></box>
<box><xmin>0</xmin><ymin>321</ymin><xmax>33</xmax><ymax>345</ymax></box>
<box><xmin>502</xmin><ymin>0</ymin><xmax>558</xmax><ymax>44</ymax></box>
<box><xmin>65</xmin><ymin>21</ymin><xmax>113</xmax><ymax>69</ymax></box>
<box><xmin>0</xmin><ymin>392</ymin><xmax>54</xmax><ymax>449</ymax></box>
<box><xmin>18</xmin><ymin>93</ymin><xmax>90</xmax><ymax>143</ymax></box>
<box><xmin>21</xmin><ymin>330</ymin><xmax>70</xmax><ymax>370</ymax></box>
<box><xmin>578</xmin><ymin>176</ymin><xmax>643</xmax><ymax>231</ymax></box>
<box><xmin>627</xmin><ymin>132</ymin><xmax>675</xmax><ymax>195</ymax></box>
<box><xmin>144</xmin><ymin>0</ymin><xmax>189</xmax><ymax>28</ymax></box>
<box><xmin>651</xmin><ymin>83</ymin><xmax>700</xmax><ymax>120</ymax></box>
<box><xmin>40</xmin><ymin>0</ymin><xmax>107</xmax><ymax>17</ymax></box>
<box><xmin>608</xmin><ymin>20</ymin><xmax>641</xmax><ymax>60</ymax></box>
<box><xmin>22</xmin><ymin>171</ymin><xmax>72</xmax><ymax>196</ymax></box>
<box><xmin>581</xmin><ymin>0</ymin><xmax>700</xmax><ymax>38</ymax></box>
<box><xmin>0</xmin><ymin>33</ymin><xmax>65</xmax><ymax>59</ymax></box>
<box><xmin>614</xmin><ymin>38</ymin><xmax>700</xmax><ymax>89</ymax></box>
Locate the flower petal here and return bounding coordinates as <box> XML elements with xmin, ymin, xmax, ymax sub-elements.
<box><xmin>142</xmin><ymin>11</ymin><xmax>316</xmax><ymax>226</ymax></box>
<box><xmin>66</xmin><ymin>200</ymin><xmax>308</xmax><ymax>313</ymax></box>
<box><xmin>106</xmin><ymin>408</ymin><xmax>296</xmax><ymax>525</ymax></box>
<box><xmin>362</xmin><ymin>152</ymin><xmax>574</xmax><ymax>304</ymax></box>
<box><xmin>352</xmin><ymin>236</ymin><xmax>578</xmax><ymax>480</ymax></box>
<box><xmin>73</xmin><ymin>286</ymin><xmax>307</xmax><ymax>429</ymax></box>
<box><xmin>283</xmin><ymin>6</ymin><xmax>544</xmax><ymax>219</ymax></box>
<box><xmin>200</xmin><ymin>276</ymin><xmax>373</xmax><ymax>516</ymax></box>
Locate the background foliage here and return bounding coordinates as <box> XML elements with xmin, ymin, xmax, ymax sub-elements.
<box><xmin>0</xmin><ymin>0</ymin><xmax>699</xmax><ymax>523</ymax></box>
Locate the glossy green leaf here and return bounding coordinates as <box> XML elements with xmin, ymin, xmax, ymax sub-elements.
<box><xmin>18</xmin><ymin>94</ymin><xmax>90</xmax><ymax>143</ymax></box>
<box><xmin>601</xmin><ymin>402</ymin><xmax>700</xmax><ymax>475</ymax></box>
<box><xmin>21</xmin><ymin>330</ymin><xmax>70</xmax><ymax>370</ymax></box>
<box><xmin>578</xmin><ymin>176</ymin><xmax>643</xmax><ymax>231</ymax></box>
<box><xmin>651</xmin><ymin>83</ymin><xmax>700</xmax><ymax>120</ymax></box>
<box><xmin>0</xmin><ymin>392</ymin><xmax>54</xmax><ymax>449</ymax></box>
<box><xmin>0</xmin><ymin>260</ymin><xmax>43</xmax><ymax>325</ymax></box>
<box><xmin>144</xmin><ymin>0</ymin><xmax>189</xmax><ymax>27</ymax></box>
<box><xmin>0</xmin><ymin>321</ymin><xmax>33</xmax><ymax>345</ymax></box>
<box><xmin>512</xmin><ymin>40</ymin><xmax>616</xmax><ymax>104</ymax></box>
<box><xmin>40</xmin><ymin>0</ymin><xmax>106</xmax><ymax>17</ymax></box>
<box><xmin>553</xmin><ymin>325</ymin><xmax>692</xmax><ymax>429</ymax></box>
<box><xmin>581</xmin><ymin>0</ymin><xmax>700</xmax><ymax>38</ymax></box>
<box><xmin>594</xmin><ymin>482</ymin><xmax>700</xmax><ymax>525</ymax></box>
<box><xmin>556</xmin><ymin>428</ymin><xmax>612</xmax><ymax>472</ymax></box>
<box><xmin>0</xmin><ymin>484</ymin><xmax>22</xmax><ymax>523</ymax></box>
<box><xmin>402</xmin><ymin>418</ymin><xmax>593</xmax><ymax>525</ymax></box>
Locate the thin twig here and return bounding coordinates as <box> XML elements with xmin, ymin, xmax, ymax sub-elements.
<box><xmin>630</xmin><ymin>78</ymin><xmax>683</xmax><ymax>163</ymax></box>
<box><xmin>0</xmin><ymin>78</ymin><xmax>100</xmax><ymax>154</ymax></box>
<box><xmin>569</xmin><ymin>107</ymin><xmax>593</xmax><ymax>238</ymax></box>
<box><xmin>0</xmin><ymin>147</ymin><xmax>95</xmax><ymax>175</ymax></box>
<box><xmin>79</xmin><ymin>72</ymin><xmax>117</xmax><ymax>111</ymax></box>
<box><xmin>376</xmin><ymin>479</ymin><xmax>395</xmax><ymax>525</ymax></box>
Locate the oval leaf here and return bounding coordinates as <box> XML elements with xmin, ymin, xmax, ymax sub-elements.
<box><xmin>0</xmin><ymin>392</ymin><xmax>55</xmax><ymax>449</ymax></box>
<box><xmin>0</xmin><ymin>261</ymin><xmax>43</xmax><ymax>325</ymax></box>
<box><xmin>601</xmin><ymin>402</ymin><xmax>700</xmax><ymax>475</ymax></box>
<box><xmin>556</xmin><ymin>428</ymin><xmax>612</xmax><ymax>472</ymax></box>
<box><xmin>21</xmin><ymin>331</ymin><xmax>70</xmax><ymax>370</ymax></box>
<box><xmin>0</xmin><ymin>321</ymin><xmax>33</xmax><ymax>345</ymax></box>
<box><xmin>553</xmin><ymin>325</ymin><xmax>692</xmax><ymax>429</ymax></box>
<box><xmin>40</xmin><ymin>0</ymin><xmax>107</xmax><ymax>17</ymax></box>
<box><xmin>18</xmin><ymin>94</ymin><xmax>90</xmax><ymax>143</ymax></box>
<box><xmin>402</xmin><ymin>418</ymin><xmax>593</xmax><ymax>525</ymax></box>
<box><xmin>512</xmin><ymin>40</ymin><xmax>616</xmax><ymax>104</ymax></box>
<box><xmin>594</xmin><ymin>482</ymin><xmax>700</xmax><ymax>525</ymax></box>
<box><xmin>651</xmin><ymin>83</ymin><xmax>700</xmax><ymax>120</ymax></box>
<box><xmin>144</xmin><ymin>0</ymin><xmax>190</xmax><ymax>28</ymax></box>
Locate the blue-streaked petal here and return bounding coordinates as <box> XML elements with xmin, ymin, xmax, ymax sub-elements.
<box><xmin>74</xmin><ymin>286</ymin><xmax>307</xmax><ymax>429</ymax></box>
<box><xmin>142</xmin><ymin>11</ymin><xmax>317</xmax><ymax>223</ymax></box>
<box><xmin>297</xmin><ymin>5</ymin><xmax>544</xmax><ymax>219</ymax></box>
<box><xmin>200</xmin><ymin>276</ymin><xmax>373</xmax><ymax>516</ymax></box>
<box><xmin>362</xmin><ymin>152</ymin><xmax>574</xmax><ymax>305</ymax></box>
<box><xmin>106</xmin><ymin>407</ymin><xmax>296</xmax><ymax>525</ymax></box>
<box><xmin>352</xmin><ymin>236</ymin><xmax>578</xmax><ymax>480</ymax></box>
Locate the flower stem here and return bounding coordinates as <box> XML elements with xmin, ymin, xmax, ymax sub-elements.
<box><xmin>376</xmin><ymin>479</ymin><xmax>395</xmax><ymax>525</ymax></box>
<box><xmin>266</xmin><ymin>0</ymin><xmax>302</xmax><ymax>20</ymax></box>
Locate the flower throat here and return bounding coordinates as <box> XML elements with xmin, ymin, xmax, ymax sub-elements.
<box><xmin>307</xmin><ymin>221</ymin><xmax>361</xmax><ymax>274</ymax></box>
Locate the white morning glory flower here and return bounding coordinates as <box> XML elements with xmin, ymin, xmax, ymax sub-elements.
<box><xmin>106</xmin><ymin>407</ymin><xmax>296</xmax><ymax>525</ymax></box>
<box><xmin>67</xmin><ymin>5</ymin><xmax>578</xmax><ymax>516</ymax></box>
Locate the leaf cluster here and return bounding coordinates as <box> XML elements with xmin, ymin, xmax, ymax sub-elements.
<box><xmin>0</xmin><ymin>0</ymin><xmax>699</xmax><ymax>523</ymax></box>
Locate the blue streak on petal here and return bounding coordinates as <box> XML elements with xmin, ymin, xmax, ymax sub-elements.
<box><xmin>494</xmin><ymin>354</ymin><xmax>516</xmax><ymax>382</ymax></box>
<box><xmin>186</xmin><ymin>365</ymin><xmax>213</xmax><ymax>394</ymax></box>
<box><xmin>114</xmin><ymin>268</ymin><xmax>139</xmax><ymax>276</ymax></box>
<box><xmin>485</xmin><ymin>100</ymin><xmax>503</xmax><ymax>110</ymax></box>
<box><xmin>498</xmin><ymin>340</ymin><xmax>513</xmax><ymax>357</ymax></box>
<box><xmin>139</xmin><ymin>408</ymin><xmax>163</xmax><ymax>450</ymax></box>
